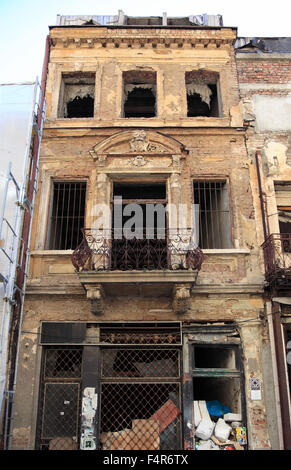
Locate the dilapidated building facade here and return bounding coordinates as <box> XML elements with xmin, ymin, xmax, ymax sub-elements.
<box><xmin>8</xmin><ymin>12</ymin><xmax>285</xmax><ymax>450</ymax></box>
<box><xmin>236</xmin><ymin>37</ymin><xmax>291</xmax><ymax>449</ymax></box>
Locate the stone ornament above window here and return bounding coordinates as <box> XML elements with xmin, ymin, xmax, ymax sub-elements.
<box><xmin>129</xmin><ymin>130</ymin><xmax>166</xmax><ymax>153</ymax></box>
<box><xmin>128</xmin><ymin>155</ymin><xmax>150</xmax><ymax>167</ymax></box>
<box><xmin>88</xmin><ymin>130</ymin><xmax>188</xmax><ymax>164</ymax></box>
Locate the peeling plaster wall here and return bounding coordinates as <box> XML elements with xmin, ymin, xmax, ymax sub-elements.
<box><xmin>237</xmin><ymin>51</ymin><xmax>291</xmax><ymax>449</ymax></box>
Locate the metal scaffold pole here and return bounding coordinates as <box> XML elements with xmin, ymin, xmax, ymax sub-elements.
<box><xmin>0</xmin><ymin>80</ymin><xmax>46</xmax><ymax>449</ymax></box>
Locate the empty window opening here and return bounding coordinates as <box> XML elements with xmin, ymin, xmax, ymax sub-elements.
<box><xmin>113</xmin><ymin>182</ymin><xmax>166</xmax><ymax>201</ymax></box>
<box><xmin>123</xmin><ymin>71</ymin><xmax>157</xmax><ymax>118</ymax></box>
<box><xmin>194</xmin><ymin>180</ymin><xmax>231</xmax><ymax>249</ymax></box>
<box><xmin>58</xmin><ymin>73</ymin><xmax>95</xmax><ymax>118</ymax></box>
<box><xmin>275</xmin><ymin>183</ymin><xmax>291</xmax><ymax>252</ymax></box>
<box><xmin>194</xmin><ymin>345</ymin><xmax>237</xmax><ymax>369</ymax></box>
<box><xmin>111</xmin><ymin>182</ymin><xmax>167</xmax><ymax>269</ymax></box>
<box><xmin>47</xmin><ymin>182</ymin><xmax>86</xmax><ymax>250</ymax></box>
<box><xmin>186</xmin><ymin>71</ymin><xmax>220</xmax><ymax>117</ymax></box>
<box><xmin>113</xmin><ymin>182</ymin><xmax>167</xmax><ymax>232</ymax></box>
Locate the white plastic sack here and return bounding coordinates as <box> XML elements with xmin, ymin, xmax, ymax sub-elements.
<box><xmin>197</xmin><ymin>440</ymin><xmax>212</xmax><ymax>450</ymax></box>
<box><xmin>214</xmin><ymin>418</ymin><xmax>232</xmax><ymax>442</ymax></box>
<box><xmin>195</xmin><ymin>419</ymin><xmax>215</xmax><ymax>440</ymax></box>
<box><xmin>193</xmin><ymin>401</ymin><xmax>202</xmax><ymax>427</ymax></box>
<box><xmin>223</xmin><ymin>413</ymin><xmax>242</xmax><ymax>422</ymax></box>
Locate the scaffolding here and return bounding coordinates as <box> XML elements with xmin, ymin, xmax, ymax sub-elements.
<box><xmin>0</xmin><ymin>80</ymin><xmax>46</xmax><ymax>449</ymax></box>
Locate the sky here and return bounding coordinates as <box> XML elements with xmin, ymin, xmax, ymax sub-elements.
<box><xmin>0</xmin><ymin>0</ymin><xmax>291</xmax><ymax>84</ymax></box>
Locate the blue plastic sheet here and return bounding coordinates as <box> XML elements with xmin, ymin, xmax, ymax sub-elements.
<box><xmin>206</xmin><ymin>400</ymin><xmax>231</xmax><ymax>417</ymax></box>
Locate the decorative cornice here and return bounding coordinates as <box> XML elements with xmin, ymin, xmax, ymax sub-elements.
<box><xmin>50</xmin><ymin>29</ymin><xmax>236</xmax><ymax>49</ymax></box>
<box><xmin>51</xmin><ymin>38</ymin><xmax>233</xmax><ymax>49</ymax></box>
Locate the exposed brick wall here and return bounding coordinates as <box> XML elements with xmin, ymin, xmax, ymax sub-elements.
<box><xmin>237</xmin><ymin>60</ymin><xmax>291</xmax><ymax>83</ymax></box>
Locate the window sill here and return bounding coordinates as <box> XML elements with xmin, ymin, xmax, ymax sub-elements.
<box><xmin>31</xmin><ymin>250</ymin><xmax>74</xmax><ymax>255</ymax></box>
<box><xmin>44</xmin><ymin>117</ymin><xmax>233</xmax><ymax>128</ymax></box>
<box><xmin>202</xmin><ymin>248</ymin><xmax>250</xmax><ymax>255</ymax></box>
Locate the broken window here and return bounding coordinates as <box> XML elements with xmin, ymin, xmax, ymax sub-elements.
<box><xmin>123</xmin><ymin>71</ymin><xmax>157</xmax><ymax>118</ymax></box>
<box><xmin>186</xmin><ymin>71</ymin><xmax>221</xmax><ymax>117</ymax></box>
<box><xmin>275</xmin><ymin>183</ymin><xmax>291</xmax><ymax>252</ymax></box>
<box><xmin>58</xmin><ymin>73</ymin><xmax>95</xmax><ymax>118</ymax></box>
<box><xmin>193</xmin><ymin>180</ymin><xmax>231</xmax><ymax>249</ymax></box>
<box><xmin>46</xmin><ymin>181</ymin><xmax>86</xmax><ymax>250</ymax></box>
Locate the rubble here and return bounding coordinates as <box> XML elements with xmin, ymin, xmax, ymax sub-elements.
<box><xmin>194</xmin><ymin>401</ymin><xmax>247</xmax><ymax>450</ymax></box>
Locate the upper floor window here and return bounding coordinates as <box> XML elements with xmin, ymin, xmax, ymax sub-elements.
<box><xmin>275</xmin><ymin>182</ymin><xmax>291</xmax><ymax>252</ymax></box>
<box><xmin>193</xmin><ymin>180</ymin><xmax>231</xmax><ymax>249</ymax></box>
<box><xmin>46</xmin><ymin>181</ymin><xmax>86</xmax><ymax>250</ymax></box>
<box><xmin>186</xmin><ymin>71</ymin><xmax>221</xmax><ymax>118</ymax></box>
<box><xmin>58</xmin><ymin>73</ymin><xmax>95</xmax><ymax>118</ymax></box>
<box><xmin>123</xmin><ymin>71</ymin><xmax>156</xmax><ymax>118</ymax></box>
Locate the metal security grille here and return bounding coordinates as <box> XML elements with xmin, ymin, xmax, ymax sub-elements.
<box><xmin>47</xmin><ymin>182</ymin><xmax>86</xmax><ymax>250</ymax></box>
<box><xmin>102</xmin><ymin>348</ymin><xmax>180</xmax><ymax>377</ymax></box>
<box><xmin>99</xmin><ymin>324</ymin><xmax>182</xmax><ymax>346</ymax></box>
<box><xmin>100</xmin><ymin>347</ymin><xmax>183</xmax><ymax>450</ymax></box>
<box><xmin>36</xmin><ymin>347</ymin><xmax>82</xmax><ymax>450</ymax></box>
<box><xmin>193</xmin><ymin>180</ymin><xmax>231</xmax><ymax>249</ymax></box>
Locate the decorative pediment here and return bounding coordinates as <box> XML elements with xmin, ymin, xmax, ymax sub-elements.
<box><xmin>89</xmin><ymin>130</ymin><xmax>187</xmax><ymax>160</ymax></box>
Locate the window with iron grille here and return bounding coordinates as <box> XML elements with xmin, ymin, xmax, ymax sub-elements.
<box><xmin>36</xmin><ymin>347</ymin><xmax>83</xmax><ymax>450</ymax></box>
<box><xmin>193</xmin><ymin>180</ymin><xmax>231</xmax><ymax>249</ymax></box>
<box><xmin>46</xmin><ymin>181</ymin><xmax>86</xmax><ymax>250</ymax></box>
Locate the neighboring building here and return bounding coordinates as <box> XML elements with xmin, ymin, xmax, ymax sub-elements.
<box><xmin>236</xmin><ymin>37</ymin><xmax>291</xmax><ymax>449</ymax></box>
<box><xmin>0</xmin><ymin>82</ymin><xmax>46</xmax><ymax>448</ymax></box>
<box><xmin>9</xmin><ymin>12</ymin><xmax>282</xmax><ymax>450</ymax></box>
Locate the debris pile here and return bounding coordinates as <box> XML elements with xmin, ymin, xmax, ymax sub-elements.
<box><xmin>194</xmin><ymin>400</ymin><xmax>247</xmax><ymax>450</ymax></box>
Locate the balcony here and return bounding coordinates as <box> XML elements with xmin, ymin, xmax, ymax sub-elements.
<box><xmin>72</xmin><ymin>228</ymin><xmax>204</xmax><ymax>314</ymax></box>
<box><xmin>262</xmin><ymin>233</ymin><xmax>291</xmax><ymax>290</ymax></box>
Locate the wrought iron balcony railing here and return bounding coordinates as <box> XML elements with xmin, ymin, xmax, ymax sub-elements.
<box><xmin>72</xmin><ymin>228</ymin><xmax>204</xmax><ymax>272</ymax></box>
<box><xmin>262</xmin><ymin>233</ymin><xmax>291</xmax><ymax>288</ymax></box>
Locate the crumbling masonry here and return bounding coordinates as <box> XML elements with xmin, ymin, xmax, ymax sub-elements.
<box><xmin>8</xmin><ymin>13</ymin><xmax>291</xmax><ymax>450</ymax></box>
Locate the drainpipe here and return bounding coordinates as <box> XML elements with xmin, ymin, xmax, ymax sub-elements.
<box><xmin>255</xmin><ymin>150</ymin><xmax>268</xmax><ymax>240</ymax></box>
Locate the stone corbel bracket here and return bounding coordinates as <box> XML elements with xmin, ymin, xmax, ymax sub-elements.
<box><xmin>85</xmin><ymin>283</ymin><xmax>105</xmax><ymax>315</ymax></box>
<box><xmin>172</xmin><ymin>283</ymin><xmax>192</xmax><ymax>314</ymax></box>
<box><xmin>89</xmin><ymin>149</ymin><xmax>107</xmax><ymax>166</ymax></box>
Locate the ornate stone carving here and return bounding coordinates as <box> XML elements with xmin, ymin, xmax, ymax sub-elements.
<box><xmin>129</xmin><ymin>130</ymin><xmax>166</xmax><ymax>153</ymax></box>
<box><xmin>128</xmin><ymin>155</ymin><xmax>149</xmax><ymax>167</ymax></box>
<box><xmin>89</xmin><ymin>150</ymin><xmax>107</xmax><ymax>166</ymax></box>
<box><xmin>172</xmin><ymin>155</ymin><xmax>182</xmax><ymax>169</ymax></box>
